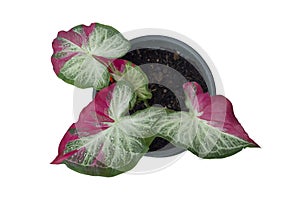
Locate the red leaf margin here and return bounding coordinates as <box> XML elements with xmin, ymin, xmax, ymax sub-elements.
<box><xmin>51</xmin><ymin>124</ymin><xmax>79</xmax><ymax>164</ymax></box>
<box><xmin>183</xmin><ymin>82</ymin><xmax>259</xmax><ymax>147</ymax></box>
<box><xmin>51</xmin><ymin>23</ymin><xmax>97</xmax><ymax>75</ymax></box>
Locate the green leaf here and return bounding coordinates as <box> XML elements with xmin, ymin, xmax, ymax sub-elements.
<box><xmin>108</xmin><ymin>81</ymin><xmax>137</xmax><ymax>121</ymax></box>
<box><xmin>109</xmin><ymin>60</ymin><xmax>152</xmax><ymax>102</ymax></box>
<box><xmin>51</xmin><ymin>23</ymin><xmax>130</xmax><ymax>89</ymax></box>
<box><xmin>152</xmin><ymin>82</ymin><xmax>259</xmax><ymax>158</ymax></box>
<box><xmin>52</xmin><ymin>82</ymin><xmax>166</xmax><ymax>175</ymax></box>
<box><xmin>59</xmin><ymin>54</ymin><xmax>110</xmax><ymax>89</ymax></box>
<box><xmin>70</xmin><ymin>107</ymin><xmax>165</xmax><ymax>171</ymax></box>
<box><xmin>153</xmin><ymin>111</ymin><xmax>254</xmax><ymax>158</ymax></box>
<box><xmin>65</xmin><ymin>125</ymin><xmax>149</xmax><ymax>171</ymax></box>
<box><xmin>118</xmin><ymin>107</ymin><xmax>165</xmax><ymax>138</ymax></box>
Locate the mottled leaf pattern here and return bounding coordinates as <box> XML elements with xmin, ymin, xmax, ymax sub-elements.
<box><xmin>107</xmin><ymin>82</ymin><xmax>136</xmax><ymax>120</ymax></box>
<box><xmin>52</xmin><ymin>82</ymin><xmax>165</xmax><ymax>175</ymax></box>
<box><xmin>51</xmin><ymin>23</ymin><xmax>130</xmax><ymax>89</ymax></box>
<box><xmin>153</xmin><ymin>82</ymin><xmax>259</xmax><ymax>158</ymax></box>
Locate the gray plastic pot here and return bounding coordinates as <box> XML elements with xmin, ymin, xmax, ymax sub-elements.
<box><xmin>122</xmin><ymin>29</ymin><xmax>219</xmax><ymax>158</ymax></box>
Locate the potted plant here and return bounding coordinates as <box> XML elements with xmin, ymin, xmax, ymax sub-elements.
<box><xmin>51</xmin><ymin>23</ymin><xmax>259</xmax><ymax>177</ymax></box>
<box><xmin>119</xmin><ymin>30</ymin><xmax>217</xmax><ymax>158</ymax></box>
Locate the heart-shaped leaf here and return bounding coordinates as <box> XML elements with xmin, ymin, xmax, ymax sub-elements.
<box><xmin>52</xmin><ymin>82</ymin><xmax>165</xmax><ymax>176</ymax></box>
<box><xmin>51</xmin><ymin>23</ymin><xmax>130</xmax><ymax>90</ymax></box>
<box><xmin>153</xmin><ymin>82</ymin><xmax>259</xmax><ymax>158</ymax></box>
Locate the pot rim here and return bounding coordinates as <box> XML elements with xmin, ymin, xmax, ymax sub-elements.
<box><xmin>123</xmin><ymin>28</ymin><xmax>224</xmax><ymax>95</ymax></box>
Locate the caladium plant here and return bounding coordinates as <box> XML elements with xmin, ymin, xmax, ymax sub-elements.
<box><xmin>153</xmin><ymin>82</ymin><xmax>259</xmax><ymax>158</ymax></box>
<box><xmin>51</xmin><ymin>22</ymin><xmax>259</xmax><ymax>177</ymax></box>
<box><xmin>52</xmin><ymin>82</ymin><xmax>166</xmax><ymax>176</ymax></box>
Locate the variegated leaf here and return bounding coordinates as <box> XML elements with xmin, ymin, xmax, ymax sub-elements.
<box><xmin>52</xmin><ymin>82</ymin><xmax>165</xmax><ymax>175</ymax></box>
<box><xmin>153</xmin><ymin>82</ymin><xmax>259</xmax><ymax>158</ymax></box>
<box><xmin>51</xmin><ymin>23</ymin><xmax>130</xmax><ymax>90</ymax></box>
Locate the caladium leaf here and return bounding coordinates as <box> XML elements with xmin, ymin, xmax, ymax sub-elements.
<box><xmin>51</xmin><ymin>124</ymin><xmax>133</xmax><ymax>177</ymax></box>
<box><xmin>108</xmin><ymin>59</ymin><xmax>152</xmax><ymax>101</ymax></box>
<box><xmin>153</xmin><ymin>82</ymin><xmax>259</xmax><ymax>158</ymax></box>
<box><xmin>52</xmin><ymin>82</ymin><xmax>165</xmax><ymax>176</ymax></box>
<box><xmin>51</xmin><ymin>23</ymin><xmax>130</xmax><ymax>90</ymax></box>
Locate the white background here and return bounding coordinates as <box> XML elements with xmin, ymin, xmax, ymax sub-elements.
<box><xmin>1</xmin><ymin>0</ymin><xmax>299</xmax><ymax>199</ymax></box>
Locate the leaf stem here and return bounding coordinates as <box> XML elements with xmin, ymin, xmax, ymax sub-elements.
<box><xmin>144</xmin><ymin>100</ymin><xmax>150</xmax><ymax>108</ymax></box>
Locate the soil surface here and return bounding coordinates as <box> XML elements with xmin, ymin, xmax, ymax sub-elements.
<box><xmin>122</xmin><ymin>48</ymin><xmax>208</xmax><ymax>152</ymax></box>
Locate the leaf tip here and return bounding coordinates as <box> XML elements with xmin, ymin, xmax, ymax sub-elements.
<box><xmin>250</xmin><ymin>140</ymin><xmax>261</xmax><ymax>148</ymax></box>
<box><xmin>244</xmin><ymin>136</ymin><xmax>260</xmax><ymax>148</ymax></box>
<box><xmin>50</xmin><ymin>156</ymin><xmax>63</xmax><ymax>165</ymax></box>
<box><xmin>51</xmin><ymin>150</ymin><xmax>79</xmax><ymax>165</ymax></box>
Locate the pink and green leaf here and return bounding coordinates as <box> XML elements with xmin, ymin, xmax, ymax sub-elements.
<box><xmin>51</xmin><ymin>23</ymin><xmax>130</xmax><ymax>90</ymax></box>
<box><xmin>153</xmin><ymin>82</ymin><xmax>259</xmax><ymax>158</ymax></box>
<box><xmin>52</xmin><ymin>82</ymin><xmax>165</xmax><ymax>175</ymax></box>
<box><xmin>51</xmin><ymin>124</ymin><xmax>127</xmax><ymax>177</ymax></box>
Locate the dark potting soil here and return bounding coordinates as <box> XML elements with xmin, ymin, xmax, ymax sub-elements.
<box><xmin>122</xmin><ymin>48</ymin><xmax>208</xmax><ymax>152</ymax></box>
